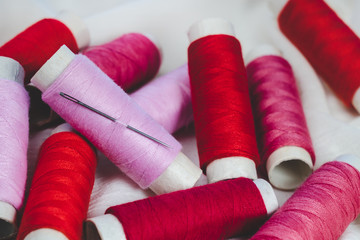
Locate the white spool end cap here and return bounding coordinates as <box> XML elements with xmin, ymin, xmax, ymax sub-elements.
<box><xmin>149</xmin><ymin>152</ymin><xmax>203</xmax><ymax>195</ymax></box>
<box><xmin>0</xmin><ymin>57</ymin><xmax>24</xmax><ymax>85</ymax></box>
<box><xmin>86</xmin><ymin>214</ymin><xmax>126</xmax><ymax>240</ymax></box>
<box><xmin>24</xmin><ymin>228</ymin><xmax>68</xmax><ymax>240</ymax></box>
<box><xmin>206</xmin><ymin>157</ymin><xmax>258</xmax><ymax>183</ymax></box>
<box><xmin>245</xmin><ymin>44</ymin><xmax>282</xmax><ymax>65</ymax></box>
<box><xmin>187</xmin><ymin>18</ymin><xmax>235</xmax><ymax>43</ymax></box>
<box><xmin>267</xmin><ymin>146</ymin><xmax>313</xmax><ymax>190</ymax></box>
<box><xmin>253</xmin><ymin>178</ymin><xmax>278</xmax><ymax>215</ymax></box>
<box><xmin>31</xmin><ymin>45</ymin><xmax>75</xmax><ymax>92</ymax></box>
<box><xmin>336</xmin><ymin>154</ymin><xmax>360</xmax><ymax>173</ymax></box>
<box><xmin>51</xmin><ymin>123</ymin><xmax>75</xmax><ymax>135</ymax></box>
<box><xmin>0</xmin><ymin>201</ymin><xmax>16</xmax><ymax>238</ymax></box>
<box><xmin>56</xmin><ymin>11</ymin><xmax>90</xmax><ymax>50</ymax></box>
<box><xmin>351</xmin><ymin>88</ymin><xmax>360</xmax><ymax>114</ymax></box>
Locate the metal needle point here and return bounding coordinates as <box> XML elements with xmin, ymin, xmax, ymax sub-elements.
<box><xmin>59</xmin><ymin>92</ymin><xmax>171</xmax><ymax>148</ymax></box>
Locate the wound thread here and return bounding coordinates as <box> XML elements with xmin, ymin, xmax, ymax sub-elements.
<box><xmin>38</xmin><ymin>53</ymin><xmax>182</xmax><ymax>189</ymax></box>
<box><xmin>17</xmin><ymin>131</ymin><xmax>97</xmax><ymax>240</ymax></box>
<box><xmin>188</xmin><ymin>34</ymin><xmax>260</xmax><ymax>171</ymax></box>
<box><xmin>83</xmin><ymin>33</ymin><xmax>161</xmax><ymax>92</ymax></box>
<box><xmin>246</xmin><ymin>54</ymin><xmax>315</xmax><ymax>189</ymax></box>
<box><xmin>278</xmin><ymin>0</ymin><xmax>360</xmax><ymax>109</ymax></box>
<box><xmin>106</xmin><ymin>177</ymin><xmax>270</xmax><ymax>240</ymax></box>
<box><xmin>131</xmin><ymin>64</ymin><xmax>193</xmax><ymax>134</ymax></box>
<box><xmin>0</xmin><ymin>78</ymin><xmax>29</xmax><ymax>211</ymax></box>
<box><xmin>0</xmin><ymin>19</ymin><xmax>79</xmax><ymax>84</ymax></box>
<box><xmin>251</xmin><ymin>160</ymin><xmax>360</xmax><ymax>240</ymax></box>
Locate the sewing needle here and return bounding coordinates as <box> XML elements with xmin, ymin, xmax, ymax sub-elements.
<box><xmin>59</xmin><ymin>92</ymin><xmax>171</xmax><ymax>148</ymax></box>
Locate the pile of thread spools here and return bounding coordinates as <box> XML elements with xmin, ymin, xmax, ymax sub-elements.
<box><xmin>0</xmin><ymin>0</ymin><xmax>360</xmax><ymax>239</ymax></box>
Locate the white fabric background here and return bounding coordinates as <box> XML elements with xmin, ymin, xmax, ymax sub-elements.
<box><xmin>1</xmin><ymin>0</ymin><xmax>360</xmax><ymax>239</ymax></box>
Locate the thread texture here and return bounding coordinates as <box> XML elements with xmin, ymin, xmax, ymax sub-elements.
<box><xmin>41</xmin><ymin>54</ymin><xmax>181</xmax><ymax>188</ymax></box>
<box><xmin>0</xmin><ymin>19</ymin><xmax>78</xmax><ymax>84</ymax></box>
<box><xmin>246</xmin><ymin>55</ymin><xmax>315</xmax><ymax>166</ymax></box>
<box><xmin>107</xmin><ymin>177</ymin><xmax>268</xmax><ymax>240</ymax></box>
<box><xmin>131</xmin><ymin>64</ymin><xmax>193</xmax><ymax>133</ymax></box>
<box><xmin>83</xmin><ymin>33</ymin><xmax>161</xmax><ymax>92</ymax></box>
<box><xmin>250</xmin><ymin>161</ymin><xmax>360</xmax><ymax>240</ymax></box>
<box><xmin>0</xmin><ymin>79</ymin><xmax>29</xmax><ymax>210</ymax></box>
<box><xmin>278</xmin><ymin>0</ymin><xmax>360</xmax><ymax>106</ymax></box>
<box><xmin>188</xmin><ymin>34</ymin><xmax>259</xmax><ymax>170</ymax></box>
<box><xmin>17</xmin><ymin>131</ymin><xmax>97</xmax><ymax>240</ymax></box>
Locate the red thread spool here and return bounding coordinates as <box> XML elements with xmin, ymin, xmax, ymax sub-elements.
<box><xmin>187</xmin><ymin>18</ymin><xmax>260</xmax><ymax>183</ymax></box>
<box><xmin>0</xmin><ymin>12</ymin><xmax>88</xmax><ymax>84</ymax></box>
<box><xmin>0</xmin><ymin>12</ymin><xmax>89</xmax><ymax>129</ymax></box>
<box><xmin>278</xmin><ymin>0</ymin><xmax>360</xmax><ymax>113</ymax></box>
<box><xmin>85</xmin><ymin>178</ymin><xmax>278</xmax><ymax>240</ymax></box>
<box><xmin>17</xmin><ymin>130</ymin><xmax>97</xmax><ymax>240</ymax></box>
<box><xmin>83</xmin><ymin>33</ymin><xmax>161</xmax><ymax>92</ymax></box>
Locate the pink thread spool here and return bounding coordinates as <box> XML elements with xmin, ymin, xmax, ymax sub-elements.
<box><xmin>0</xmin><ymin>57</ymin><xmax>28</xmax><ymax>238</ymax></box>
<box><xmin>250</xmin><ymin>154</ymin><xmax>360</xmax><ymax>240</ymax></box>
<box><xmin>245</xmin><ymin>45</ymin><xmax>315</xmax><ymax>190</ymax></box>
<box><xmin>30</xmin><ymin>45</ymin><xmax>202</xmax><ymax>195</ymax></box>
<box><xmin>83</xmin><ymin>33</ymin><xmax>161</xmax><ymax>92</ymax></box>
<box><xmin>130</xmin><ymin>64</ymin><xmax>193</xmax><ymax>134</ymax></box>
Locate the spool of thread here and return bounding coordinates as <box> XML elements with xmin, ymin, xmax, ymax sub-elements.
<box><xmin>87</xmin><ymin>63</ymin><xmax>196</xmax><ymax>216</ymax></box>
<box><xmin>83</xmin><ymin>33</ymin><xmax>161</xmax><ymax>92</ymax></box>
<box><xmin>250</xmin><ymin>154</ymin><xmax>360</xmax><ymax>240</ymax></box>
<box><xmin>0</xmin><ymin>11</ymin><xmax>90</xmax><ymax>129</ymax></box>
<box><xmin>31</xmin><ymin>45</ymin><xmax>202</xmax><ymax>195</ymax></box>
<box><xmin>85</xmin><ymin>177</ymin><xmax>278</xmax><ymax>240</ymax></box>
<box><xmin>245</xmin><ymin>45</ymin><xmax>315</xmax><ymax>190</ymax></box>
<box><xmin>0</xmin><ymin>57</ymin><xmax>28</xmax><ymax>239</ymax></box>
<box><xmin>16</xmin><ymin>127</ymin><xmax>97</xmax><ymax>240</ymax></box>
<box><xmin>0</xmin><ymin>11</ymin><xmax>89</xmax><ymax>84</ymax></box>
<box><xmin>187</xmin><ymin>18</ymin><xmax>260</xmax><ymax>183</ymax></box>
<box><xmin>278</xmin><ymin>0</ymin><xmax>360</xmax><ymax>113</ymax></box>
<box><xmin>130</xmin><ymin>64</ymin><xmax>193</xmax><ymax>134</ymax></box>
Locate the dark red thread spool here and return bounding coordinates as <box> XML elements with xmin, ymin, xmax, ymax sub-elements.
<box><xmin>85</xmin><ymin>177</ymin><xmax>278</xmax><ymax>240</ymax></box>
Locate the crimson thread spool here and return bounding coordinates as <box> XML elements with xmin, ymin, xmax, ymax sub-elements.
<box><xmin>83</xmin><ymin>33</ymin><xmax>161</xmax><ymax>92</ymax></box>
<box><xmin>245</xmin><ymin>45</ymin><xmax>315</xmax><ymax>190</ymax></box>
<box><xmin>16</xmin><ymin>128</ymin><xmax>97</xmax><ymax>240</ymax></box>
<box><xmin>278</xmin><ymin>0</ymin><xmax>360</xmax><ymax>113</ymax></box>
<box><xmin>85</xmin><ymin>177</ymin><xmax>278</xmax><ymax>240</ymax></box>
<box><xmin>30</xmin><ymin>45</ymin><xmax>202</xmax><ymax>195</ymax></box>
<box><xmin>0</xmin><ymin>57</ymin><xmax>28</xmax><ymax>239</ymax></box>
<box><xmin>187</xmin><ymin>18</ymin><xmax>260</xmax><ymax>183</ymax></box>
<box><xmin>250</xmin><ymin>155</ymin><xmax>360</xmax><ymax>240</ymax></box>
<box><xmin>130</xmin><ymin>64</ymin><xmax>193</xmax><ymax>134</ymax></box>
